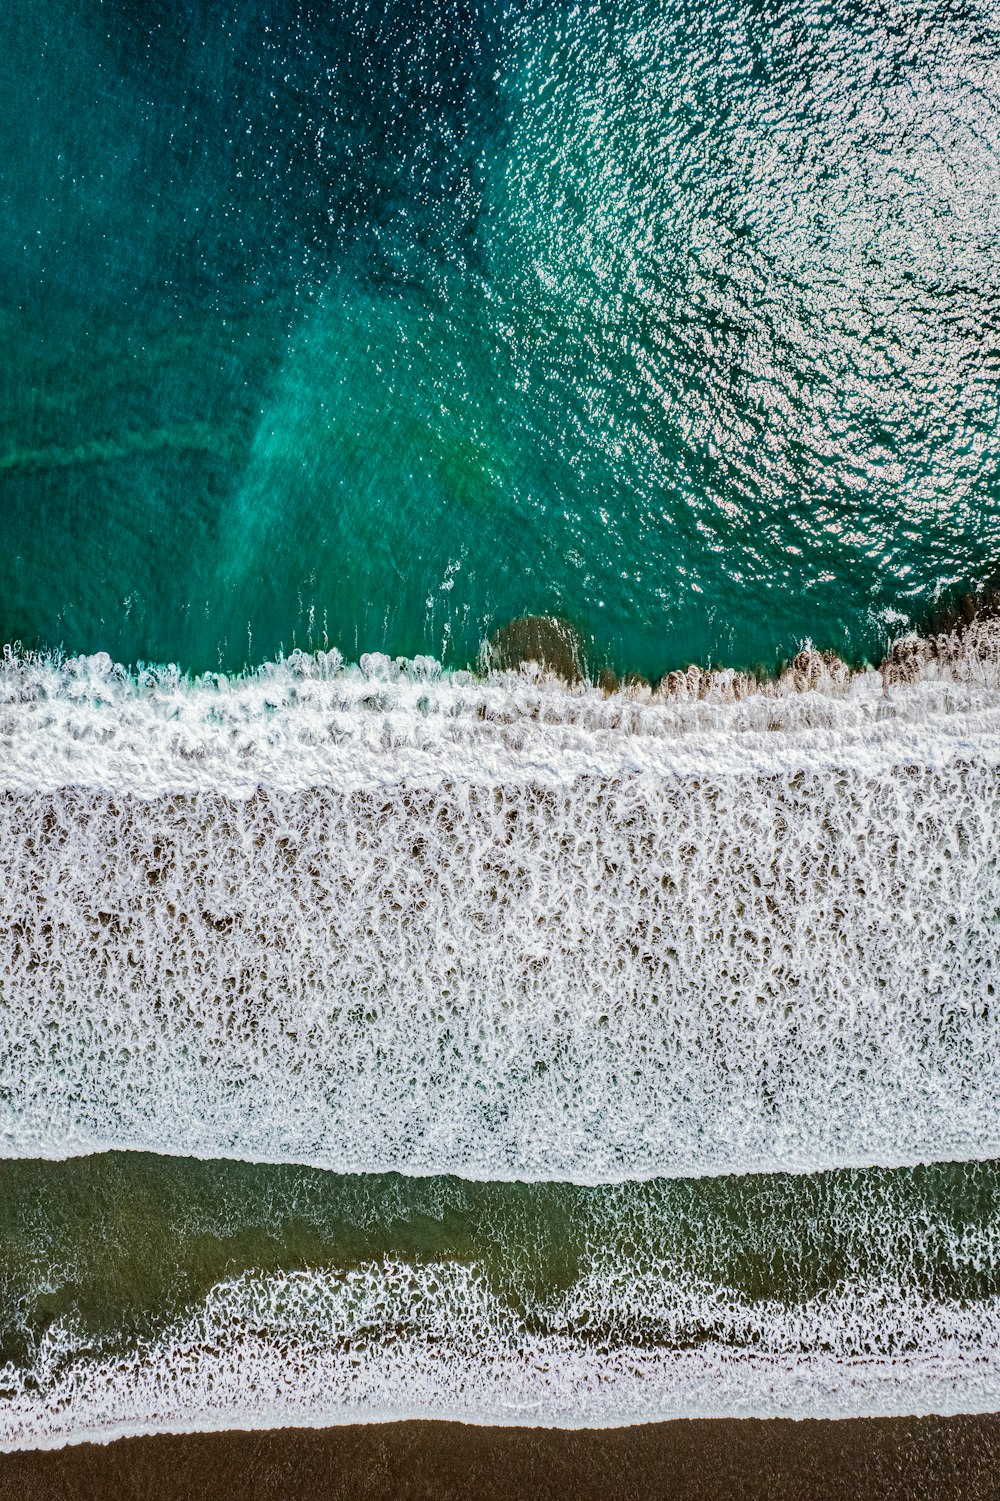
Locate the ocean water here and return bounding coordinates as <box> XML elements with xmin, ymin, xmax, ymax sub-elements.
<box><xmin>2</xmin><ymin>0</ymin><xmax>1000</xmax><ymax>677</ymax></box>
<box><xmin>2</xmin><ymin>0</ymin><xmax>1000</xmax><ymax>1470</ymax></box>
<box><xmin>3</xmin><ymin>1153</ymin><xmax>1000</xmax><ymax>1446</ymax></box>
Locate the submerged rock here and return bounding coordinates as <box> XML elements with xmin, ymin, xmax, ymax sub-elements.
<box><xmin>482</xmin><ymin>616</ymin><xmax>587</xmax><ymax>684</ymax></box>
<box><xmin>882</xmin><ymin>573</ymin><xmax>1000</xmax><ymax>687</ymax></box>
<box><xmin>926</xmin><ymin>587</ymin><xmax>1000</xmax><ymax>641</ymax></box>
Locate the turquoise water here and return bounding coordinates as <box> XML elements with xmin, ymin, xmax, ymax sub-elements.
<box><xmin>2</xmin><ymin>0</ymin><xmax>999</xmax><ymax>676</ymax></box>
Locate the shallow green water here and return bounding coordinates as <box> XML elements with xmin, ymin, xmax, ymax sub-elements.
<box><xmin>1</xmin><ymin>1154</ymin><xmax>997</xmax><ymax>1372</ymax></box>
<box><xmin>2</xmin><ymin>0</ymin><xmax>998</xmax><ymax>676</ymax></box>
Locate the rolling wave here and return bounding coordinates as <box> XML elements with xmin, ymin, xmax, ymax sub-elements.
<box><xmin>4</xmin><ymin>1262</ymin><xmax>1000</xmax><ymax>1447</ymax></box>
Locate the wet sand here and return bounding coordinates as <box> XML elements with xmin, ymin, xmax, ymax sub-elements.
<box><xmin>1</xmin><ymin>1415</ymin><xmax>997</xmax><ymax>1501</ymax></box>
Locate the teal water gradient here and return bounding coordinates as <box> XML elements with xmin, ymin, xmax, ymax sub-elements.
<box><xmin>1</xmin><ymin>0</ymin><xmax>999</xmax><ymax>676</ymax></box>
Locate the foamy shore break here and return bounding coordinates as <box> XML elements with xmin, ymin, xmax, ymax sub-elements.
<box><xmin>5</xmin><ymin>1265</ymin><xmax>1000</xmax><ymax>1448</ymax></box>
<box><xmin>4</xmin><ymin>618</ymin><xmax>1000</xmax><ymax>795</ymax></box>
<box><xmin>1</xmin><ymin>622</ymin><xmax>1000</xmax><ymax>1180</ymax></box>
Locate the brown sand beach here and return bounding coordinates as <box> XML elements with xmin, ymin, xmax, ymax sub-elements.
<box><xmin>1</xmin><ymin>1415</ymin><xmax>998</xmax><ymax>1501</ymax></box>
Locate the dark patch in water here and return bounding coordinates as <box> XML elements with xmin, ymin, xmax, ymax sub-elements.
<box><xmin>483</xmin><ymin>616</ymin><xmax>587</xmax><ymax>684</ymax></box>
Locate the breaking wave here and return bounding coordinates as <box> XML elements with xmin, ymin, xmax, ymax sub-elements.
<box><xmin>2</xmin><ymin>635</ymin><xmax>1000</xmax><ymax>1180</ymax></box>
<box><xmin>4</xmin><ymin>1259</ymin><xmax>1000</xmax><ymax>1449</ymax></box>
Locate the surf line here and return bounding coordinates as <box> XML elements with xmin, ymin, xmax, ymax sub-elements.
<box><xmin>2</xmin><ymin>622</ymin><xmax>1000</xmax><ymax>1181</ymax></box>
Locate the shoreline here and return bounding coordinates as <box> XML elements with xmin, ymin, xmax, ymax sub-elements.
<box><xmin>0</xmin><ymin>1415</ymin><xmax>997</xmax><ymax>1499</ymax></box>
<box><xmin>6</xmin><ymin>600</ymin><xmax>1000</xmax><ymax>703</ymax></box>
<box><xmin>5</xmin><ymin>619</ymin><xmax>1000</xmax><ymax>1474</ymax></box>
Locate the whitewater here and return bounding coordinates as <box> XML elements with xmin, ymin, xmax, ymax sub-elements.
<box><xmin>4</xmin><ymin>1261</ymin><xmax>1000</xmax><ymax>1448</ymax></box>
<box><xmin>1</xmin><ymin>630</ymin><xmax>999</xmax><ymax>1181</ymax></box>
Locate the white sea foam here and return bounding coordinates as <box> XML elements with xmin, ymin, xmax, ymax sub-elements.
<box><xmin>3</xmin><ymin>1258</ymin><xmax>1000</xmax><ymax>1449</ymax></box>
<box><xmin>2</xmin><ymin>639</ymin><xmax>1000</xmax><ymax>1179</ymax></box>
<box><xmin>5</xmin><ymin>638</ymin><xmax>1000</xmax><ymax>795</ymax></box>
